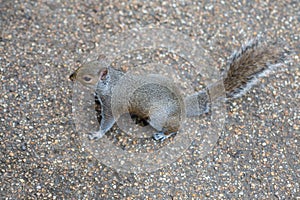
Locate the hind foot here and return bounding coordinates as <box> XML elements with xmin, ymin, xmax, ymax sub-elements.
<box><xmin>153</xmin><ymin>132</ymin><xmax>176</xmax><ymax>142</ymax></box>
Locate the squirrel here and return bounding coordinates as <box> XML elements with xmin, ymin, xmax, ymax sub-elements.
<box><xmin>70</xmin><ymin>37</ymin><xmax>291</xmax><ymax>141</ymax></box>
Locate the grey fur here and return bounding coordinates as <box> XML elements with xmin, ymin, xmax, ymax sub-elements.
<box><xmin>70</xmin><ymin>37</ymin><xmax>292</xmax><ymax>141</ymax></box>
<box><xmin>223</xmin><ymin>37</ymin><xmax>292</xmax><ymax>99</ymax></box>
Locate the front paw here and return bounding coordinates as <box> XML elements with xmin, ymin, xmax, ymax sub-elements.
<box><xmin>88</xmin><ymin>131</ymin><xmax>104</xmax><ymax>140</ymax></box>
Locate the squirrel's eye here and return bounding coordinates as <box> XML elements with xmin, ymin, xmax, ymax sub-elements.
<box><xmin>83</xmin><ymin>76</ymin><xmax>92</xmax><ymax>82</ymax></box>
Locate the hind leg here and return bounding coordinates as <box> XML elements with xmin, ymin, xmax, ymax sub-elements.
<box><xmin>149</xmin><ymin>109</ymin><xmax>180</xmax><ymax>141</ymax></box>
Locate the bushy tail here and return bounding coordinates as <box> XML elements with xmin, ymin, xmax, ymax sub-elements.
<box><xmin>223</xmin><ymin>37</ymin><xmax>292</xmax><ymax>99</ymax></box>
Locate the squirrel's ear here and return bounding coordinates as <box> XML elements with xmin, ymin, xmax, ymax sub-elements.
<box><xmin>99</xmin><ymin>67</ymin><xmax>108</xmax><ymax>80</ymax></box>
<box><xmin>69</xmin><ymin>72</ymin><xmax>76</xmax><ymax>81</ymax></box>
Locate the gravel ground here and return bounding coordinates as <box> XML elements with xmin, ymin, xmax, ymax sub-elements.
<box><xmin>1</xmin><ymin>0</ymin><xmax>299</xmax><ymax>199</ymax></box>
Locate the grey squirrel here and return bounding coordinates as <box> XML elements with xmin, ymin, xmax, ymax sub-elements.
<box><xmin>70</xmin><ymin>37</ymin><xmax>291</xmax><ymax>141</ymax></box>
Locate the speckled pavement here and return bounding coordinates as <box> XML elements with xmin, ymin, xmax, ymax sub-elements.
<box><xmin>1</xmin><ymin>1</ymin><xmax>299</xmax><ymax>199</ymax></box>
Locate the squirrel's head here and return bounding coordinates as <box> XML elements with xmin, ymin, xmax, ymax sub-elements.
<box><xmin>70</xmin><ymin>60</ymin><xmax>109</xmax><ymax>89</ymax></box>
